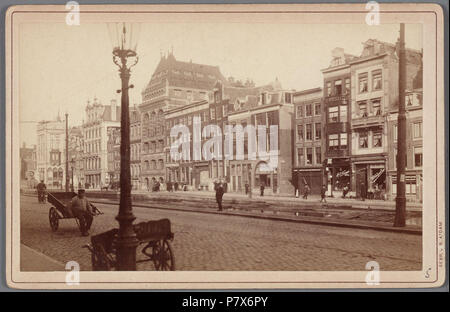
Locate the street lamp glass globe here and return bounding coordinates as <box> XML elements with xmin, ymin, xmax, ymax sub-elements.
<box><xmin>107</xmin><ymin>22</ymin><xmax>141</xmax><ymax>55</ymax></box>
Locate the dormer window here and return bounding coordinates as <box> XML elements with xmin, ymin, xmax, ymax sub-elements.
<box><xmin>284</xmin><ymin>92</ymin><xmax>292</xmax><ymax>103</ymax></box>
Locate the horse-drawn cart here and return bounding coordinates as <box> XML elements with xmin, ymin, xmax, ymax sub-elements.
<box><xmin>84</xmin><ymin>218</ymin><xmax>175</xmax><ymax>271</ymax></box>
<box><xmin>47</xmin><ymin>191</ymin><xmax>103</xmax><ymax>232</ymax></box>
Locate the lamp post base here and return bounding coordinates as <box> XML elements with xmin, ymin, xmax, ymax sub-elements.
<box><xmin>115</xmin><ymin>213</ymin><xmax>139</xmax><ymax>271</ymax></box>
<box><xmin>394</xmin><ymin>197</ymin><xmax>407</xmax><ymax>227</ymax></box>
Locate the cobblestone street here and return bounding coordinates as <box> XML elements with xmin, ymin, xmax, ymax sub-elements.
<box><xmin>20</xmin><ymin>195</ymin><xmax>422</xmax><ymax>271</ymax></box>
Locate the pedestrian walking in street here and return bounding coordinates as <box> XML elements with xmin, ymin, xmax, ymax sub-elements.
<box><xmin>303</xmin><ymin>183</ymin><xmax>310</xmax><ymax>199</ymax></box>
<box><xmin>174</xmin><ymin>181</ymin><xmax>179</xmax><ymax>191</ymax></box>
<box><xmin>167</xmin><ymin>181</ymin><xmax>173</xmax><ymax>192</ymax></box>
<box><xmin>36</xmin><ymin>180</ymin><xmax>47</xmax><ymax>203</ymax></box>
<box><xmin>67</xmin><ymin>189</ymin><xmax>95</xmax><ymax>236</ymax></box>
<box><xmin>320</xmin><ymin>184</ymin><xmax>327</xmax><ymax>203</ymax></box>
<box><xmin>215</xmin><ymin>181</ymin><xmax>225</xmax><ymax>211</ymax></box>
<box><xmin>342</xmin><ymin>183</ymin><xmax>350</xmax><ymax>198</ymax></box>
<box><xmin>260</xmin><ymin>181</ymin><xmax>265</xmax><ymax>197</ymax></box>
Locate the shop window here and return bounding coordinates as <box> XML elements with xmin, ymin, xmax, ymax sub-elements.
<box><xmin>306</xmin><ymin>148</ymin><xmax>313</xmax><ymax>165</ymax></box>
<box><xmin>414</xmin><ymin>147</ymin><xmax>423</xmax><ymax>167</ymax></box>
<box><xmin>334</xmin><ymin>79</ymin><xmax>342</xmax><ymax>95</ymax></box>
<box><xmin>305</xmin><ymin>124</ymin><xmax>312</xmax><ymax>141</ymax></box>
<box><xmin>329</xmin><ymin>106</ymin><xmax>339</xmax><ymax>123</ymax></box>
<box><xmin>373</xmin><ymin>130</ymin><xmax>383</xmax><ymax>147</ymax></box>
<box><xmin>359</xmin><ymin>73</ymin><xmax>368</xmax><ymax>93</ymax></box>
<box><xmin>372</xmin><ymin>69</ymin><xmax>382</xmax><ymax>90</ymax></box>
<box><xmin>359</xmin><ymin>132</ymin><xmax>368</xmax><ymax>148</ymax></box>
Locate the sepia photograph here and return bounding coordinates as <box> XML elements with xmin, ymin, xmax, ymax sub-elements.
<box><xmin>4</xmin><ymin>3</ymin><xmax>446</xmax><ymax>289</ymax></box>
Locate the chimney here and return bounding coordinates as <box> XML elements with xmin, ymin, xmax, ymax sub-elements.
<box><xmin>111</xmin><ymin>99</ymin><xmax>117</xmax><ymax>121</ymax></box>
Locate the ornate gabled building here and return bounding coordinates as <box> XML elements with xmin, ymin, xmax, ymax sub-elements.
<box><xmin>139</xmin><ymin>52</ymin><xmax>227</xmax><ymax>189</ymax></box>
<box><xmin>82</xmin><ymin>97</ymin><xmax>120</xmax><ymax>189</ymax></box>
<box><xmin>36</xmin><ymin>115</ymin><xmax>65</xmax><ymax>189</ymax></box>
<box><xmin>348</xmin><ymin>39</ymin><xmax>422</xmax><ymax>199</ymax></box>
<box><xmin>68</xmin><ymin>126</ymin><xmax>84</xmax><ymax>189</ymax></box>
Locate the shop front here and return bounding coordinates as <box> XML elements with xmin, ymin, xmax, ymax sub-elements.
<box><xmin>352</xmin><ymin>157</ymin><xmax>387</xmax><ymax>199</ymax></box>
<box><xmin>325</xmin><ymin>158</ymin><xmax>351</xmax><ymax>197</ymax></box>
<box><xmin>292</xmin><ymin>167</ymin><xmax>324</xmax><ymax>195</ymax></box>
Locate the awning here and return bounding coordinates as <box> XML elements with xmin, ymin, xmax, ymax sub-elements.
<box><xmin>371</xmin><ymin>168</ymin><xmax>385</xmax><ymax>183</ymax></box>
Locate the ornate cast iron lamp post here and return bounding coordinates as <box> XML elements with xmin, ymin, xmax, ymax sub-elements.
<box><xmin>109</xmin><ymin>22</ymin><xmax>140</xmax><ymax>270</ymax></box>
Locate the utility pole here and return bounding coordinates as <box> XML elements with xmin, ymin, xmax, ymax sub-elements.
<box><xmin>394</xmin><ymin>23</ymin><xmax>407</xmax><ymax>227</ymax></box>
<box><xmin>65</xmin><ymin>113</ymin><xmax>70</xmax><ymax>192</ymax></box>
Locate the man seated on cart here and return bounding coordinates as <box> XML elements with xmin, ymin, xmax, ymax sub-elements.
<box><xmin>68</xmin><ymin>188</ymin><xmax>96</xmax><ymax>236</ymax></box>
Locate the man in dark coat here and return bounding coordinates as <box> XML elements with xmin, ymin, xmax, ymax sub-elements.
<box><xmin>260</xmin><ymin>181</ymin><xmax>265</xmax><ymax>197</ymax></box>
<box><xmin>68</xmin><ymin>189</ymin><xmax>95</xmax><ymax>236</ymax></box>
<box><xmin>215</xmin><ymin>182</ymin><xmax>225</xmax><ymax>211</ymax></box>
<box><xmin>320</xmin><ymin>184</ymin><xmax>327</xmax><ymax>203</ymax></box>
<box><xmin>36</xmin><ymin>180</ymin><xmax>46</xmax><ymax>203</ymax></box>
<box><xmin>303</xmin><ymin>183</ymin><xmax>310</xmax><ymax>199</ymax></box>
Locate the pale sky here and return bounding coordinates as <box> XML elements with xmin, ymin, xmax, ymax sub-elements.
<box><xmin>19</xmin><ymin>22</ymin><xmax>422</xmax><ymax>146</ymax></box>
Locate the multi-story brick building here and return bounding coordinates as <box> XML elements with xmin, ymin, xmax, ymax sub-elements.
<box><xmin>106</xmin><ymin>126</ymin><xmax>121</xmax><ymax>187</ymax></box>
<box><xmin>36</xmin><ymin>115</ymin><xmax>66</xmax><ymax>188</ymax></box>
<box><xmin>349</xmin><ymin>39</ymin><xmax>422</xmax><ymax>199</ymax></box>
<box><xmin>139</xmin><ymin>52</ymin><xmax>227</xmax><ymax>189</ymax></box>
<box><xmin>387</xmin><ymin>88</ymin><xmax>423</xmax><ymax>202</ymax></box>
<box><xmin>20</xmin><ymin>143</ymin><xmax>37</xmax><ymax>188</ymax></box>
<box><xmin>130</xmin><ymin>106</ymin><xmax>142</xmax><ymax>190</ymax></box>
<box><xmin>321</xmin><ymin>48</ymin><xmax>355</xmax><ymax>197</ymax></box>
<box><xmin>165</xmin><ymin>99</ymin><xmax>211</xmax><ymax>189</ymax></box>
<box><xmin>227</xmin><ymin>87</ymin><xmax>294</xmax><ymax>195</ymax></box>
<box><xmin>292</xmin><ymin>87</ymin><xmax>324</xmax><ymax>196</ymax></box>
<box><xmin>82</xmin><ymin>97</ymin><xmax>120</xmax><ymax>189</ymax></box>
<box><xmin>68</xmin><ymin>126</ymin><xmax>84</xmax><ymax>189</ymax></box>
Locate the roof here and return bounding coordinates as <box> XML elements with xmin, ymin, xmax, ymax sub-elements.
<box><xmin>102</xmin><ymin>105</ymin><xmax>121</xmax><ymax>122</ymax></box>
<box><xmin>145</xmin><ymin>53</ymin><xmax>227</xmax><ymax>91</ymax></box>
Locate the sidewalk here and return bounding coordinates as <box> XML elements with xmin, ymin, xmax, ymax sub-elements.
<box><xmin>130</xmin><ymin>189</ymin><xmax>422</xmax><ymax>212</ymax></box>
<box><xmin>20</xmin><ymin>243</ymin><xmax>65</xmax><ymax>271</ymax></box>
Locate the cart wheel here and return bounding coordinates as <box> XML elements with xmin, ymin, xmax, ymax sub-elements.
<box><xmin>49</xmin><ymin>207</ymin><xmax>59</xmax><ymax>232</ymax></box>
<box><xmin>152</xmin><ymin>239</ymin><xmax>175</xmax><ymax>271</ymax></box>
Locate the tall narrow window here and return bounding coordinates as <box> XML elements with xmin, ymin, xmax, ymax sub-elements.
<box><xmin>373</xmin><ymin>130</ymin><xmax>383</xmax><ymax>147</ymax></box>
<box><xmin>315</xmin><ymin>147</ymin><xmax>322</xmax><ymax>164</ymax></box>
<box><xmin>329</xmin><ymin>134</ymin><xmax>339</xmax><ymax>150</ymax></box>
<box><xmin>334</xmin><ymin>79</ymin><xmax>342</xmax><ymax>95</ymax></box>
<box><xmin>414</xmin><ymin>147</ymin><xmax>423</xmax><ymax>167</ymax></box>
<box><xmin>315</xmin><ymin>123</ymin><xmax>321</xmax><ymax>140</ymax></box>
<box><xmin>413</xmin><ymin>122</ymin><xmax>422</xmax><ymax>138</ymax></box>
<box><xmin>296</xmin><ymin>106</ymin><xmax>303</xmax><ymax>118</ymax></box>
<box><xmin>306</xmin><ymin>148</ymin><xmax>313</xmax><ymax>165</ymax></box>
<box><xmin>359</xmin><ymin>132</ymin><xmax>368</xmax><ymax>148</ymax></box>
<box><xmin>358</xmin><ymin>101</ymin><xmax>368</xmax><ymax>117</ymax></box>
<box><xmin>372</xmin><ymin>99</ymin><xmax>382</xmax><ymax>116</ymax></box>
<box><xmin>344</xmin><ymin>78</ymin><xmax>351</xmax><ymax>95</ymax></box>
<box><xmin>305</xmin><ymin>124</ymin><xmax>312</xmax><ymax>140</ymax></box>
<box><xmin>372</xmin><ymin>69</ymin><xmax>382</xmax><ymax>90</ymax></box>
<box><xmin>306</xmin><ymin>104</ymin><xmax>312</xmax><ymax>116</ymax></box>
<box><xmin>359</xmin><ymin>73</ymin><xmax>368</xmax><ymax>93</ymax></box>
<box><xmin>314</xmin><ymin>103</ymin><xmax>321</xmax><ymax>115</ymax></box>
<box><xmin>329</xmin><ymin>106</ymin><xmax>339</xmax><ymax>122</ymax></box>
<box><xmin>297</xmin><ymin>124</ymin><xmax>304</xmax><ymax>142</ymax></box>
<box><xmin>297</xmin><ymin>148</ymin><xmax>304</xmax><ymax>166</ymax></box>
<box><xmin>327</xmin><ymin>82</ymin><xmax>332</xmax><ymax>96</ymax></box>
